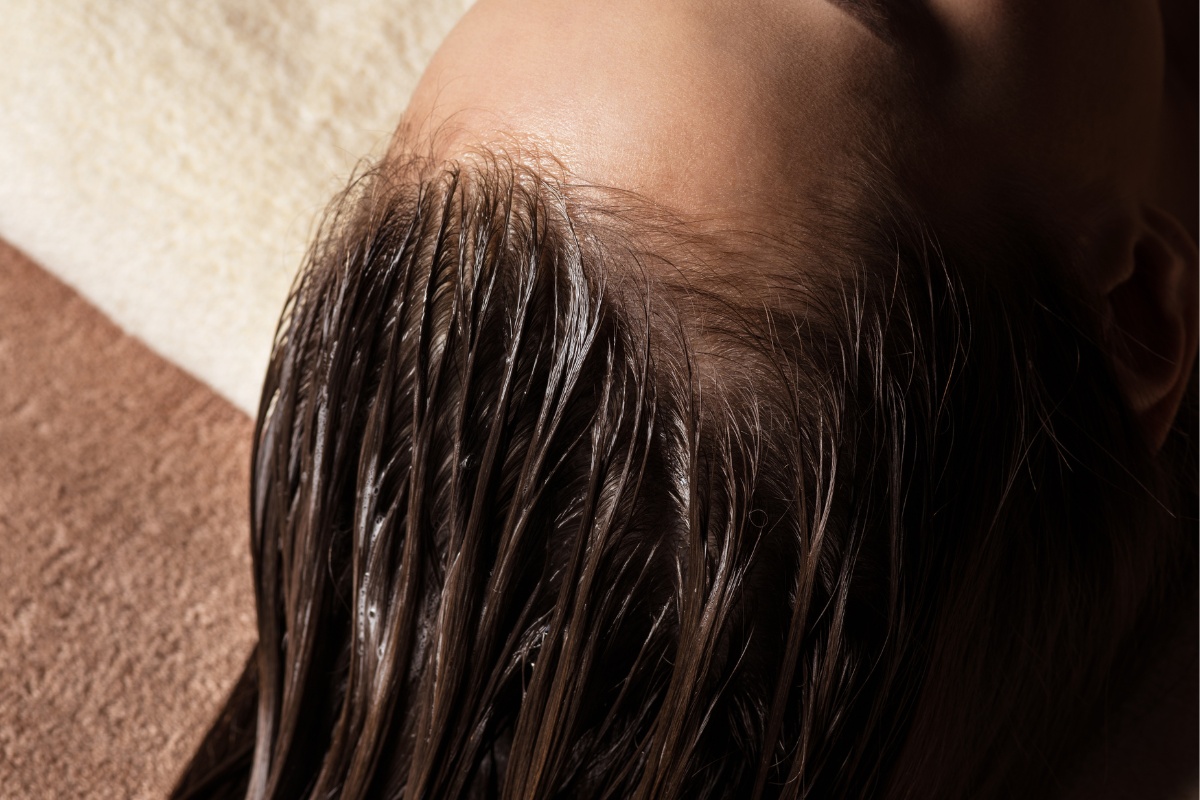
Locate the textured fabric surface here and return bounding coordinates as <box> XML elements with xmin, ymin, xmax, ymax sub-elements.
<box><xmin>0</xmin><ymin>240</ymin><xmax>256</xmax><ymax>798</ymax></box>
<box><xmin>0</xmin><ymin>0</ymin><xmax>471</xmax><ymax>413</ymax></box>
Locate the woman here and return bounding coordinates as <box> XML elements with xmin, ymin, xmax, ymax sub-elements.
<box><xmin>175</xmin><ymin>0</ymin><xmax>1197</xmax><ymax>797</ymax></box>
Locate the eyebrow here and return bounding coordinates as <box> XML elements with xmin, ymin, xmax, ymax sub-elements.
<box><xmin>827</xmin><ymin>0</ymin><xmax>953</xmax><ymax>74</ymax></box>
<box><xmin>827</xmin><ymin>0</ymin><xmax>887</xmax><ymax>36</ymax></box>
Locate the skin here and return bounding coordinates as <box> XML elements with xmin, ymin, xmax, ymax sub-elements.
<box><xmin>400</xmin><ymin>0</ymin><xmax>1197</xmax><ymax>445</ymax></box>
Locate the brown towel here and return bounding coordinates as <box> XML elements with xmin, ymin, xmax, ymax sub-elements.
<box><xmin>0</xmin><ymin>240</ymin><xmax>255</xmax><ymax>798</ymax></box>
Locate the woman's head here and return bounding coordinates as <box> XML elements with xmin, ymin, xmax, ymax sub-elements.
<box><xmin>175</xmin><ymin>151</ymin><xmax>1191</xmax><ymax>799</ymax></box>
<box><xmin>175</xmin><ymin>3</ymin><xmax>1196</xmax><ymax>798</ymax></box>
<box><xmin>404</xmin><ymin>0</ymin><xmax>1196</xmax><ymax>447</ymax></box>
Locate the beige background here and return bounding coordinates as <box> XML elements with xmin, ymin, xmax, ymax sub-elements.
<box><xmin>0</xmin><ymin>0</ymin><xmax>472</xmax><ymax>413</ymax></box>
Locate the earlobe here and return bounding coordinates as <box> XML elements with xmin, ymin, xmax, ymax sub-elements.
<box><xmin>1105</xmin><ymin>207</ymin><xmax>1198</xmax><ymax>451</ymax></box>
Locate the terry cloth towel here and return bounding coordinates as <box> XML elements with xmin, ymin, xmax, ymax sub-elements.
<box><xmin>0</xmin><ymin>0</ymin><xmax>472</xmax><ymax>414</ymax></box>
<box><xmin>0</xmin><ymin>240</ymin><xmax>256</xmax><ymax>798</ymax></box>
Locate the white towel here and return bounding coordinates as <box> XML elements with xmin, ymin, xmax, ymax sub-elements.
<box><xmin>0</xmin><ymin>0</ymin><xmax>472</xmax><ymax>413</ymax></box>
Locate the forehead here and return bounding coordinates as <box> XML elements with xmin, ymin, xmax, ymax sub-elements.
<box><xmin>400</xmin><ymin>0</ymin><xmax>902</xmax><ymax>229</ymax></box>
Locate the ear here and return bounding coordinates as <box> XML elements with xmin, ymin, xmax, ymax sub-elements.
<box><xmin>1103</xmin><ymin>207</ymin><xmax>1198</xmax><ymax>451</ymax></box>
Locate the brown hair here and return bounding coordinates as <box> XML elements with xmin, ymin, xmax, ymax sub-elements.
<box><xmin>174</xmin><ymin>151</ymin><xmax>1195</xmax><ymax>799</ymax></box>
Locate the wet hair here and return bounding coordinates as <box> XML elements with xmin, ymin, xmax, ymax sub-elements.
<box><xmin>174</xmin><ymin>151</ymin><xmax>1195</xmax><ymax>800</ymax></box>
